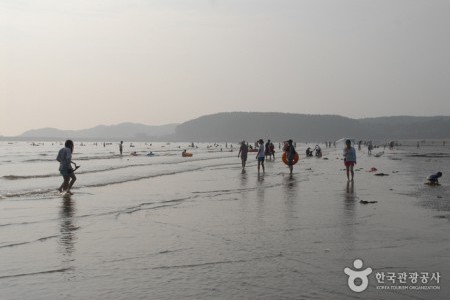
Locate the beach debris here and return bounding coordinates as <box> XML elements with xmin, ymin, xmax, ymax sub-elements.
<box><xmin>374</xmin><ymin>151</ymin><xmax>384</xmax><ymax>157</ymax></box>
<box><xmin>323</xmin><ymin>157</ymin><xmax>329</xmax><ymax>160</ymax></box>
<box><xmin>324</xmin><ymin>249</ymin><xmax>330</xmax><ymax>252</ymax></box>
<box><xmin>374</xmin><ymin>173</ymin><xmax>389</xmax><ymax>176</ymax></box>
<box><xmin>368</xmin><ymin>167</ymin><xmax>377</xmax><ymax>172</ymax></box>
<box><xmin>360</xmin><ymin>200</ymin><xmax>378</xmax><ymax>204</ymax></box>
<box><xmin>437</xmin><ymin>195</ymin><xmax>443</xmax><ymax>199</ymax></box>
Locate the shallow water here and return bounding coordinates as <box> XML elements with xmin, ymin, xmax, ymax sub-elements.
<box><xmin>0</xmin><ymin>141</ymin><xmax>449</xmax><ymax>299</ymax></box>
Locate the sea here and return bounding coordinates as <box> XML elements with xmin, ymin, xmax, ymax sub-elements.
<box><xmin>0</xmin><ymin>139</ymin><xmax>449</xmax><ymax>300</ymax></box>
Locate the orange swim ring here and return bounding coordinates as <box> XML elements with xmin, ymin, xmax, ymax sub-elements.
<box><xmin>282</xmin><ymin>152</ymin><xmax>299</xmax><ymax>165</ymax></box>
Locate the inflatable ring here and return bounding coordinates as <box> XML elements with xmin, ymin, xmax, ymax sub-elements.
<box><xmin>282</xmin><ymin>152</ymin><xmax>299</xmax><ymax>165</ymax></box>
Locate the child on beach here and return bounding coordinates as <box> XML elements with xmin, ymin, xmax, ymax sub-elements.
<box><xmin>238</xmin><ymin>141</ymin><xmax>248</xmax><ymax>169</ymax></box>
<box><xmin>343</xmin><ymin>139</ymin><xmax>356</xmax><ymax>181</ymax></box>
<box><xmin>426</xmin><ymin>172</ymin><xmax>442</xmax><ymax>185</ymax></box>
<box><xmin>256</xmin><ymin>139</ymin><xmax>265</xmax><ymax>173</ymax></box>
<box><xmin>57</xmin><ymin>140</ymin><xmax>78</xmax><ymax>194</ymax></box>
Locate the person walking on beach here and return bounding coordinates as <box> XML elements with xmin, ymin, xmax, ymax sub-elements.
<box><xmin>343</xmin><ymin>139</ymin><xmax>356</xmax><ymax>181</ymax></box>
<box><xmin>238</xmin><ymin>140</ymin><xmax>248</xmax><ymax>169</ymax></box>
<box><xmin>256</xmin><ymin>139</ymin><xmax>265</xmax><ymax>173</ymax></box>
<box><xmin>368</xmin><ymin>141</ymin><xmax>373</xmax><ymax>155</ymax></box>
<box><xmin>119</xmin><ymin>141</ymin><xmax>123</xmax><ymax>155</ymax></box>
<box><xmin>57</xmin><ymin>139</ymin><xmax>78</xmax><ymax>194</ymax></box>
<box><xmin>265</xmin><ymin>140</ymin><xmax>271</xmax><ymax>160</ymax></box>
<box><xmin>269</xmin><ymin>141</ymin><xmax>275</xmax><ymax>160</ymax></box>
<box><xmin>286</xmin><ymin>139</ymin><xmax>296</xmax><ymax>175</ymax></box>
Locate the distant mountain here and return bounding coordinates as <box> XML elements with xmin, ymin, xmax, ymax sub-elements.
<box><xmin>174</xmin><ymin>112</ymin><xmax>450</xmax><ymax>142</ymax></box>
<box><xmin>20</xmin><ymin>122</ymin><xmax>178</xmax><ymax>140</ymax></box>
<box><xmin>16</xmin><ymin>113</ymin><xmax>450</xmax><ymax>142</ymax></box>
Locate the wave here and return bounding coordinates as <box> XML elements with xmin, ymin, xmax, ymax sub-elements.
<box><xmin>2</xmin><ymin>155</ymin><xmax>233</xmax><ymax>181</ymax></box>
<box><xmin>151</xmin><ymin>253</ymin><xmax>282</xmax><ymax>270</ymax></box>
<box><xmin>2</xmin><ymin>174</ymin><xmax>58</xmax><ymax>180</ymax></box>
<box><xmin>22</xmin><ymin>157</ymin><xmax>60</xmax><ymax>162</ymax></box>
<box><xmin>0</xmin><ymin>188</ymin><xmax>58</xmax><ymax>200</ymax></box>
<box><xmin>0</xmin><ymin>234</ymin><xmax>59</xmax><ymax>249</ymax></box>
<box><xmin>0</xmin><ymin>267</ymin><xmax>73</xmax><ymax>280</ymax></box>
<box><xmin>0</xmin><ymin>160</ymin><xmax>238</xmax><ymax>201</ymax></box>
<box><xmin>115</xmin><ymin>196</ymin><xmax>197</xmax><ymax>216</ymax></box>
<box><xmin>406</xmin><ymin>153</ymin><xmax>450</xmax><ymax>158</ymax></box>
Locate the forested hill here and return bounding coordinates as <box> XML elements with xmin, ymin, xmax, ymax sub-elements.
<box><xmin>174</xmin><ymin>112</ymin><xmax>450</xmax><ymax>142</ymax></box>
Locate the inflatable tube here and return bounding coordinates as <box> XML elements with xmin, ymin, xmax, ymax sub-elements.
<box><xmin>282</xmin><ymin>152</ymin><xmax>299</xmax><ymax>165</ymax></box>
<box><xmin>182</xmin><ymin>152</ymin><xmax>193</xmax><ymax>157</ymax></box>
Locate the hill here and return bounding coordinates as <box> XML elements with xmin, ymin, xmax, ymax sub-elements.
<box><xmin>174</xmin><ymin>112</ymin><xmax>450</xmax><ymax>142</ymax></box>
<box><xmin>20</xmin><ymin>122</ymin><xmax>178</xmax><ymax>140</ymax></box>
<box><xmin>14</xmin><ymin>113</ymin><xmax>450</xmax><ymax>142</ymax></box>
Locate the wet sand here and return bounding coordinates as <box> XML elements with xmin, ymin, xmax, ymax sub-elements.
<box><xmin>0</xmin><ymin>145</ymin><xmax>449</xmax><ymax>299</ymax></box>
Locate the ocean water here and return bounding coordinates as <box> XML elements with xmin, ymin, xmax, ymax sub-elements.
<box><xmin>0</xmin><ymin>140</ymin><xmax>449</xmax><ymax>300</ymax></box>
<box><xmin>0</xmin><ymin>141</ymin><xmax>236</xmax><ymax>198</ymax></box>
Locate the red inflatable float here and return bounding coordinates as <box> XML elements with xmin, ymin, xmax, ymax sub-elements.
<box><xmin>282</xmin><ymin>152</ymin><xmax>299</xmax><ymax>165</ymax></box>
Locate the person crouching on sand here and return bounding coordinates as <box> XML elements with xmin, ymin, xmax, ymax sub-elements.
<box><xmin>427</xmin><ymin>172</ymin><xmax>442</xmax><ymax>185</ymax></box>
<box><xmin>256</xmin><ymin>139</ymin><xmax>265</xmax><ymax>173</ymax></box>
<box><xmin>57</xmin><ymin>139</ymin><xmax>78</xmax><ymax>194</ymax></box>
<box><xmin>343</xmin><ymin>139</ymin><xmax>356</xmax><ymax>181</ymax></box>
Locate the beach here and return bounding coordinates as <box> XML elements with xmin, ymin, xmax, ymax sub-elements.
<box><xmin>0</xmin><ymin>141</ymin><xmax>449</xmax><ymax>300</ymax></box>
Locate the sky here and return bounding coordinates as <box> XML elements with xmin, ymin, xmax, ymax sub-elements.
<box><xmin>1</xmin><ymin>0</ymin><xmax>450</xmax><ymax>136</ymax></box>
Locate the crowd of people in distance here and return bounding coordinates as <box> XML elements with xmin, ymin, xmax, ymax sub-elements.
<box><xmin>56</xmin><ymin>138</ymin><xmax>444</xmax><ymax>194</ymax></box>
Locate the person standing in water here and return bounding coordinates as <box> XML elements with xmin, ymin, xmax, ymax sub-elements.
<box><xmin>238</xmin><ymin>140</ymin><xmax>248</xmax><ymax>169</ymax></box>
<box><xmin>256</xmin><ymin>139</ymin><xmax>265</xmax><ymax>173</ymax></box>
<box><xmin>343</xmin><ymin>139</ymin><xmax>356</xmax><ymax>181</ymax></box>
<box><xmin>119</xmin><ymin>141</ymin><xmax>123</xmax><ymax>155</ymax></box>
<box><xmin>286</xmin><ymin>139</ymin><xmax>296</xmax><ymax>174</ymax></box>
<box><xmin>57</xmin><ymin>139</ymin><xmax>78</xmax><ymax>194</ymax></box>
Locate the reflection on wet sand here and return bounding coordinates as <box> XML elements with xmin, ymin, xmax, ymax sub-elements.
<box><xmin>59</xmin><ymin>195</ymin><xmax>77</xmax><ymax>259</ymax></box>
<box><xmin>283</xmin><ymin>174</ymin><xmax>298</xmax><ymax>222</ymax></box>
<box><xmin>342</xmin><ymin>181</ymin><xmax>356</xmax><ymax>249</ymax></box>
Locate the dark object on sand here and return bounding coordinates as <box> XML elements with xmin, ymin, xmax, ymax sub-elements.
<box><xmin>360</xmin><ymin>200</ymin><xmax>378</xmax><ymax>204</ymax></box>
<box><xmin>374</xmin><ymin>173</ymin><xmax>389</xmax><ymax>176</ymax></box>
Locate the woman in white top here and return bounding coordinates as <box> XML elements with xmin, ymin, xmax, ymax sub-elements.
<box><xmin>256</xmin><ymin>139</ymin><xmax>265</xmax><ymax>173</ymax></box>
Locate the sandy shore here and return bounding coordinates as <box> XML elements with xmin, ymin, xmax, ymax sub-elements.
<box><xmin>0</xmin><ymin>145</ymin><xmax>449</xmax><ymax>299</ymax></box>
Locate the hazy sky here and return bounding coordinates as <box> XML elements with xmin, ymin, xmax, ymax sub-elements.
<box><xmin>1</xmin><ymin>0</ymin><xmax>449</xmax><ymax>136</ymax></box>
